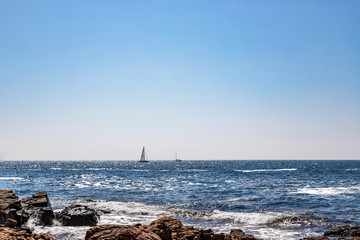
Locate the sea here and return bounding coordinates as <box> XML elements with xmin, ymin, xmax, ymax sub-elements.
<box><xmin>0</xmin><ymin>160</ymin><xmax>359</xmax><ymax>240</ymax></box>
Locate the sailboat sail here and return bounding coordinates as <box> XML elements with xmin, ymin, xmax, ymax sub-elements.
<box><xmin>140</xmin><ymin>146</ymin><xmax>148</xmax><ymax>162</ymax></box>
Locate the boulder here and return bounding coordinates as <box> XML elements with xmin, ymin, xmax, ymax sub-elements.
<box><xmin>56</xmin><ymin>204</ymin><xmax>98</xmax><ymax>226</ymax></box>
<box><xmin>21</xmin><ymin>192</ymin><xmax>51</xmax><ymax>209</ymax></box>
<box><xmin>0</xmin><ymin>226</ymin><xmax>55</xmax><ymax>240</ymax></box>
<box><xmin>324</xmin><ymin>225</ymin><xmax>360</xmax><ymax>238</ymax></box>
<box><xmin>20</xmin><ymin>191</ymin><xmax>54</xmax><ymax>226</ymax></box>
<box><xmin>0</xmin><ymin>189</ymin><xmax>21</xmax><ymax>225</ymax></box>
<box><xmin>85</xmin><ymin>224</ymin><xmax>161</xmax><ymax>240</ymax></box>
<box><xmin>146</xmin><ymin>217</ymin><xmax>182</xmax><ymax>240</ymax></box>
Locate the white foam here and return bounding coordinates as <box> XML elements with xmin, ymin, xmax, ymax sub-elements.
<box><xmin>35</xmin><ymin>199</ymin><xmax>314</xmax><ymax>240</ymax></box>
<box><xmin>208</xmin><ymin>209</ymin><xmax>284</xmax><ymax>225</ymax></box>
<box><xmin>74</xmin><ymin>183</ymin><xmax>90</xmax><ymax>188</ymax></box>
<box><xmin>50</xmin><ymin>168</ymin><xmax>62</xmax><ymax>170</ymax></box>
<box><xmin>235</xmin><ymin>168</ymin><xmax>297</xmax><ymax>173</ymax></box>
<box><xmin>0</xmin><ymin>177</ymin><xmax>24</xmax><ymax>180</ymax></box>
<box><xmin>294</xmin><ymin>185</ymin><xmax>360</xmax><ymax>195</ymax></box>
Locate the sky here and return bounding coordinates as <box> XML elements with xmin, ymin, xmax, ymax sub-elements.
<box><xmin>0</xmin><ymin>1</ymin><xmax>359</xmax><ymax>160</ymax></box>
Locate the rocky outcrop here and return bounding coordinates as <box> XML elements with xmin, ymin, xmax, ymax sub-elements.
<box><xmin>0</xmin><ymin>190</ymin><xmax>54</xmax><ymax>227</ymax></box>
<box><xmin>85</xmin><ymin>217</ymin><xmax>261</xmax><ymax>240</ymax></box>
<box><xmin>20</xmin><ymin>191</ymin><xmax>54</xmax><ymax>226</ymax></box>
<box><xmin>55</xmin><ymin>204</ymin><xmax>98</xmax><ymax>226</ymax></box>
<box><xmin>324</xmin><ymin>225</ymin><xmax>360</xmax><ymax>238</ymax></box>
<box><xmin>0</xmin><ymin>226</ymin><xmax>55</xmax><ymax>240</ymax></box>
<box><xmin>85</xmin><ymin>224</ymin><xmax>161</xmax><ymax>240</ymax></box>
<box><xmin>0</xmin><ymin>189</ymin><xmax>21</xmax><ymax>225</ymax></box>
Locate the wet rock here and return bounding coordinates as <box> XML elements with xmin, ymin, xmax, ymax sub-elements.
<box><xmin>300</xmin><ymin>237</ymin><xmax>329</xmax><ymax>240</ymax></box>
<box><xmin>0</xmin><ymin>226</ymin><xmax>55</xmax><ymax>240</ymax></box>
<box><xmin>5</xmin><ymin>218</ymin><xmax>17</xmax><ymax>228</ymax></box>
<box><xmin>225</xmin><ymin>229</ymin><xmax>245</xmax><ymax>239</ymax></box>
<box><xmin>20</xmin><ymin>191</ymin><xmax>54</xmax><ymax>226</ymax></box>
<box><xmin>324</xmin><ymin>225</ymin><xmax>360</xmax><ymax>238</ymax></box>
<box><xmin>0</xmin><ymin>189</ymin><xmax>21</xmax><ymax>225</ymax></box>
<box><xmin>56</xmin><ymin>204</ymin><xmax>98</xmax><ymax>226</ymax></box>
<box><xmin>85</xmin><ymin>224</ymin><xmax>161</xmax><ymax>240</ymax></box>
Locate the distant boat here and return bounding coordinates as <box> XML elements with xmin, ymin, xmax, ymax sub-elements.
<box><xmin>139</xmin><ymin>146</ymin><xmax>149</xmax><ymax>162</ymax></box>
<box><xmin>174</xmin><ymin>151</ymin><xmax>182</xmax><ymax>162</ymax></box>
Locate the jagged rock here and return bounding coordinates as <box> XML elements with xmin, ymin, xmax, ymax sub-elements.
<box><xmin>324</xmin><ymin>225</ymin><xmax>360</xmax><ymax>238</ymax></box>
<box><xmin>146</xmin><ymin>217</ymin><xmax>172</xmax><ymax>240</ymax></box>
<box><xmin>225</xmin><ymin>229</ymin><xmax>245</xmax><ymax>240</ymax></box>
<box><xmin>56</xmin><ymin>204</ymin><xmax>98</xmax><ymax>226</ymax></box>
<box><xmin>85</xmin><ymin>224</ymin><xmax>161</xmax><ymax>240</ymax></box>
<box><xmin>21</xmin><ymin>191</ymin><xmax>51</xmax><ymax>209</ymax></box>
<box><xmin>0</xmin><ymin>226</ymin><xmax>55</xmax><ymax>240</ymax></box>
<box><xmin>20</xmin><ymin>191</ymin><xmax>54</xmax><ymax>226</ymax></box>
<box><xmin>0</xmin><ymin>189</ymin><xmax>21</xmax><ymax>225</ymax></box>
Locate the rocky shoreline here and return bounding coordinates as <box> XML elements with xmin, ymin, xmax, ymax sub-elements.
<box><xmin>1</xmin><ymin>189</ymin><xmax>360</xmax><ymax>240</ymax></box>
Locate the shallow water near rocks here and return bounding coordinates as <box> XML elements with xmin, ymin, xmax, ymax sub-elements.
<box><xmin>1</xmin><ymin>160</ymin><xmax>359</xmax><ymax>240</ymax></box>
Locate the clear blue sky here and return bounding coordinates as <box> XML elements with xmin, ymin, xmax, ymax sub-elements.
<box><xmin>0</xmin><ymin>1</ymin><xmax>359</xmax><ymax>160</ymax></box>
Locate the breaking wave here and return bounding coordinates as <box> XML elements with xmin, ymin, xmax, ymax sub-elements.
<box><xmin>235</xmin><ymin>168</ymin><xmax>297</xmax><ymax>173</ymax></box>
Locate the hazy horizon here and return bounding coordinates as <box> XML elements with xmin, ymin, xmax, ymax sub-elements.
<box><xmin>1</xmin><ymin>1</ymin><xmax>359</xmax><ymax>160</ymax></box>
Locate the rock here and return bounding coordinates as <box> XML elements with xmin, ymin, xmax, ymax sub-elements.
<box><xmin>0</xmin><ymin>226</ymin><xmax>55</xmax><ymax>240</ymax></box>
<box><xmin>222</xmin><ymin>229</ymin><xmax>259</xmax><ymax>240</ymax></box>
<box><xmin>56</xmin><ymin>204</ymin><xmax>98</xmax><ymax>226</ymax></box>
<box><xmin>324</xmin><ymin>225</ymin><xmax>360</xmax><ymax>238</ymax></box>
<box><xmin>0</xmin><ymin>189</ymin><xmax>21</xmax><ymax>225</ymax></box>
<box><xmin>5</xmin><ymin>218</ymin><xmax>17</xmax><ymax>228</ymax></box>
<box><xmin>225</xmin><ymin>229</ymin><xmax>245</xmax><ymax>239</ymax></box>
<box><xmin>146</xmin><ymin>218</ymin><xmax>172</xmax><ymax>240</ymax></box>
<box><xmin>85</xmin><ymin>217</ymin><xmax>262</xmax><ymax>240</ymax></box>
<box><xmin>21</xmin><ymin>191</ymin><xmax>51</xmax><ymax>209</ymax></box>
<box><xmin>20</xmin><ymin>191</ymin><xmax>54</xmax><ymax>226</ymax></box>
<box><xmin>85</xmin><ymin>224</ymin><xmax>161</xmax><ymax>240</ymax></box>
<box><xmin>300</xmin><ymin>237</ymin><xmax>329</xmax><ymax>240</ymax></box>
<box><xmin>214</xmin><ymin>233</ymin><xmax>225</xmax><ymax>240</ymax></box>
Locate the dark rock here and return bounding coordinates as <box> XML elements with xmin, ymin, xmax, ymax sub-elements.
<box><xmin>202</xmin><ymin>229</ymin><xmax>215</xmax><ymax>240</ymax></box>
<box><xmin>324</xmin><ymin>225</ymin><xmax>360</xmax><ymax>238</ymax></box>
<box><xmin>0</xmin><ymin>189</ymin><xmax>21</xmax><ymax>225</ymax></box>
<box><xmin>5</xmin><ymin>218</ymin><xmax>17</xmax><ymax>228</ymax></box>
<box><xmin>56</xmin><ymin>204</ymin><xmax>98</xmax><ymax>226</ymax></box>
<box><xmin>85</xmin><ymin>224</ymin><xmax>161</xmax><ymax>240</ymax></box>
<box><xmin>37</xmin><ymin>207</ymin><xmax>55</xmax><ymax>226</ymax></box>
<box><xmin>21</xmin><ymin>191</ymin><xmax>51</xmax><ymax>209</ymax></box>
<box><xmin>225</xmin><ymin>229</ymin><xmax>245</xmax><ymax>240</ymax></box>
<box><xmin>20</xmin><ymin>191</ymin><xmax>54</xmax><ymax>226</ymax></box>
<box><xmin>214</xmin><ymin>233</ymin><xmax>225</xmax><ymax>240</ymax></box>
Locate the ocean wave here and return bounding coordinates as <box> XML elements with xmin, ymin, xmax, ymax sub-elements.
<box><xmin>208</xmin><ymin>209</ymin><xmax>284</xmax><ymax>225</ymax></box>
<box><xmin>234</xmin><ymin>168</ymin><xmax>297</xmax><ymax>173</ymax></box>
<box><xmin>293</xmin><ymin>185</ymin><xmax>360</xmax><ymax>195</ymax></box>
<box><xmin>0</xmin><ymin>177</ymin><xmax>25</xmax><ymax>180</ymax></box>
<box><xmin>47</xmin><ymin>199</ymin><xmax>317</xmax><ymax>240</ymax></box>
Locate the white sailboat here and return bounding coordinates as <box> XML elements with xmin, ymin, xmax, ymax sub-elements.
<box><xmin>174</xmin><ymin>151</ymin><xmax>182</xmax><ymax>162</ymax></box>
<box><xmin>139</xmin><ymin>146</ymin><xmax>148</xmax><ymax>162</ymax></box>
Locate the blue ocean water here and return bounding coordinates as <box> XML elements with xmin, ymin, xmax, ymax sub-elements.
<box><xmin>0</xmin><ymin>160</ymin><xmax>359</xmax><ymax>240</ymax></box>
